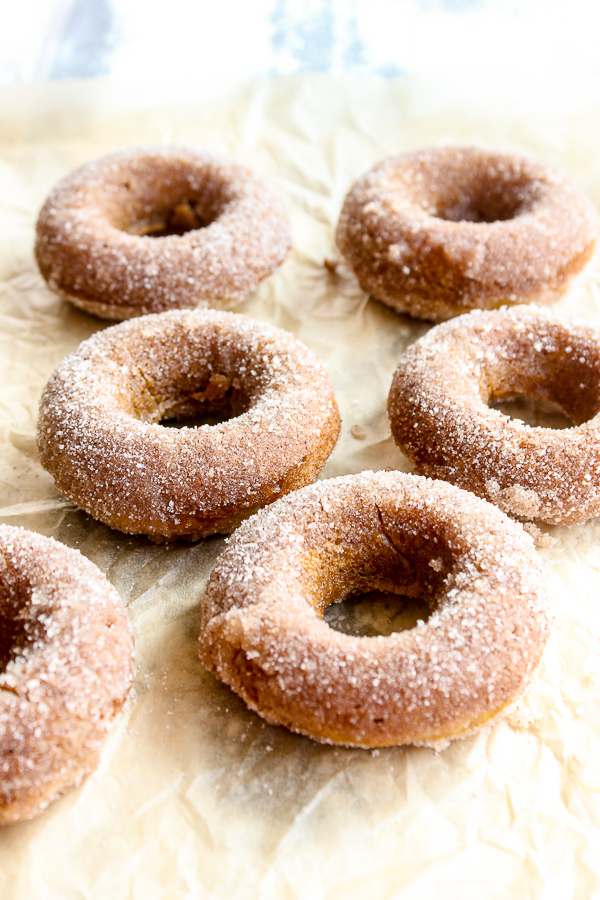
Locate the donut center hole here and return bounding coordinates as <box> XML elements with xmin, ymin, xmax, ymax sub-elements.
<box><xmin>324</xmin><ymin>590</ymin><xmax>432</xmax><ymax>637</ymax></box>
<box><xmin>490</xmin><ymin>394</ymin><xmax>574</xmax><ymax>429</ymax></box>
<box><xmin>158</xmin><ymin>373</ymin><xmax>250</xmax><ymax>428</ymax></box>
<box><xmin>161</xmin><ymin>409</ymin><xmax>233</xmax><ymax>428</ymax></box>
<box><xmin>431</xmin><ymin>169</ymin><xmax>534</xmax><ymax>223</ymax></box>
<box><xmin>0</xmin><ymin>610</ymin><xmax>21</xmax><ymax>672</ymax></box>
<box><xmin>131</xmin><ymin>200</ymin><xmax>213</xmax><ymax>237</ymax></box>
<box><xmin>435</xmin><ymin>191</ymin><xmax>524</xmax><ymax>223</ymax></box>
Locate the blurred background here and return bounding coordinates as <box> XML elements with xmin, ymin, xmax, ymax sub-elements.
<box><xmin>1</xmin><ymin>0</ymin><xmax>597</xmax><ymax>88</ymax></box>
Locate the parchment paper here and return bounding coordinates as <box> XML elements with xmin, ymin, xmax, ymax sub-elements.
<box><xmin>0</xmin><ymin>74</ymin><xmax>599</xmax><ymax>900</ymax></box>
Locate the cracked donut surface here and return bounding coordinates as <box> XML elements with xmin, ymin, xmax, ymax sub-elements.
<box><xmin>37</xmin><ymin>309</ymin><xmax>341</xmax><ymax>541</ymax></box>
<box><xmin>35</xmin><ymin>146</ymin><xmax>291</xmax><ymax>320</ymax></box>
<box><xmin>199</xmin><ymin>471</ymin><xmax>549</xmax><ymax>748</ymax></box>
<box><xmin>336</xmin><ymin>146</ymin><xmax>598</xmax><ymax>321</ymax></box>
<box><xmin>0</xmin><ymin>525</ymin><xmax>134</xmax><ymax>824</ymax></box>
<box><xmin>388</xmin><ymin>305</ymin><xmax>600</xmax><ymax>525</ymax></box>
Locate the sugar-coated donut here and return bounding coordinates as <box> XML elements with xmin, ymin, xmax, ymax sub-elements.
<box><xmin>37</xmin><ymin>309</ymin><xmax>341</xmax><ymax>541</ymax></box>
<box><xmin>336</xmin><ymin>146</ymin><xmax>598</xmax><ymax>322</ymax></box>
<box><xmin>0</xmin><ymin>525</ymin><xmax>134</xmax><ymax>824</ymax></box>
<box><xmin>388</xmin><ymin>306</ymin><xmax>600</xmax><ymax>525</ymax></box>
<box><xmin>35</xmin><ymin>146</ymin><xmax>291</xmax><ymax>320</ymax></box>
<box><xmin>200</xmin><ymin>471</ymin><xmax>549</xmax><ymax>748</ymax></box>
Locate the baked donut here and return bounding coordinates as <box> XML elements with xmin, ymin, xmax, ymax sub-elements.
<box><xmin>0</xmin><ymin>525</ymin><xmax>134</xmax><ymax>824</ymax></box>
<box><xmin>388</xmin><ymin>305</ymin><xmax>600</xmax><ymax>525</ymax></box>
<box><xmin>35</xmin><ymin>146</ymin><xmax>291</xmax><ymax>320</ymax></box>
<box><xmin>37</xmin><ymin>309</ymin><xmax>341</xmax><ymax>541</ymax></box>
<box><xmin>336</xmin><ymin>146</ymin><xmax>598</xmax><ymax>321</ymax></box>
<box><xmin>200</xmin><ymin>471</ymin><xmax>549</xmax><ymax>748</ymax></box>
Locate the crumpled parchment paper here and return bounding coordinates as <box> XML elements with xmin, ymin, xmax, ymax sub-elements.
<box><xmin>0</xmin><ymin>73</ymin><xmax>599</xmax><ymax>900</ymax></box>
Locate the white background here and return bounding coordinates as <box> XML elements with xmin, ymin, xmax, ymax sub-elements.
<box><xmin>2</xmin><ymin>0</ymin><xmax>599</xmax><ymax>86</ymax></box>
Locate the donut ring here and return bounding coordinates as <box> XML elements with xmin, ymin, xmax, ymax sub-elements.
<box><xmin>388</xmin><ymin>306</ymin><xmax>600</xmax><ymax>525</ymax></box>
<box><xmin>0</xmin><ymin>525</ymin><xmax>134</xmax><ymax>824</ymax></box>
<box><xmin>200</xmin><ymin>471</ymin><xmax>549</xmax><ymax>748</ymax></box>
<box><xmin>35</xmin><ymin>146</ymin><xmax>291</xmax><ymax>320</ymax></box>
<box><xmin>37</xmin><ymin>309</ymin><xmax>341</xmax><ymax>541</ymax></box>
<box><xmin>336</xmin><ymin>146</ymin><xmax>598</xmax><ymax>322</ymax></box>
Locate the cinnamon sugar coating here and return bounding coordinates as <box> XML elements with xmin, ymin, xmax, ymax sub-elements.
<box><xmin>388</xmin><ymin>306</ymin><xmax>600</xmax><ymax>524</ymax></box>
<box><xmin>0</xmin><ymin>526</ymin><xmax>134</xmax><ymax>824</ymax></box>
<box><xmin>200</xmin><ymin>471</ymin><xmax>549</xmax><ymax>748</ymax></box>
<box><xmin>37</xmin><ymin>309</ymin><xmax>341</xmax><ymax>541</ymax></box>
<box><xmin>336</xmin><ymin>146</ymin><xmax>598</xmax><ymax>321</ymax></box>
<box><xmin>35</xmin><ymin>146</ymin><xmax>291</xmax><ymax>320</ymax></box>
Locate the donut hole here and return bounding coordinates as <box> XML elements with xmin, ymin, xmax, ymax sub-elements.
<box><xmin>114</xmin><ymin>166</ymin><xmax>236</xmax><ymax>238</ymax></box>
<box><xmin>0</xmin><ymin>608</ymin><xmax>25</xmax><ymax>672</ymax></box>
<box><xmin>324</xmin><ymin>590</ymin><xmax>432</xmax><ymax>637</ymax></box>
<box><xmin>161</xmin><ymin>409</ymin><xmax>233</xmax><ymax>428</ymax></box>
<box><xmin>131</xmin><ymin>201</ymin><xmax>212</xmax><ymax>238</ymax></box>
<box><xmin>433</xmin><ymin>180</ymin><xmax>529</xmax><ymax>224</ymax></box>
<box><xmin>490</xmin><ymin>394</ymin><xmax>574</xmax><ymax>429</ymax></box>
<box><xmin>403</xmin><ymin>155</ymin><xmax>541</xmax><ymax>225</ymax></box>
<box><xmin>485</xmin><ymin>337</ymin><xmax>600</xmax><ymax>427</ymax></box>
<box><xmin>314</xmin><ymin>518</ymin><xmax>453</xmax><ymax>637</ymax></box>
<box><xmin>157</xmin><ymin>373</ymin><xmax>251</xmax><ymax>428</ymax></box>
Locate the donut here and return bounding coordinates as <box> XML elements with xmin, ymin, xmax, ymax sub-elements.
<box><xmin>336</xmin><ymin>146</ymin><xmax>598</xmax><ymax>322</ymax></box>
<box><xmin>37</xmin><ymin>309</ymin><xmax>341</xmax><ymax>541</ymax></box>
<box><xmin>0</xmin><ymin>525</ymin><xmax>134</xmax><ymax>824</ymax></box>
<box><xmin>199</xmin><ymin>471</ymin><xmax>549</xmax><ymax>748</ymax></box>
<box><xmin>35</xmin><ymin>146</ymin><xmax>291</xmax><ymax>320</ymax></box>
<box><xmin>388</xmin><ymin>305</ymin><xmax>600</xmax><ymax>525</ymax></box>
